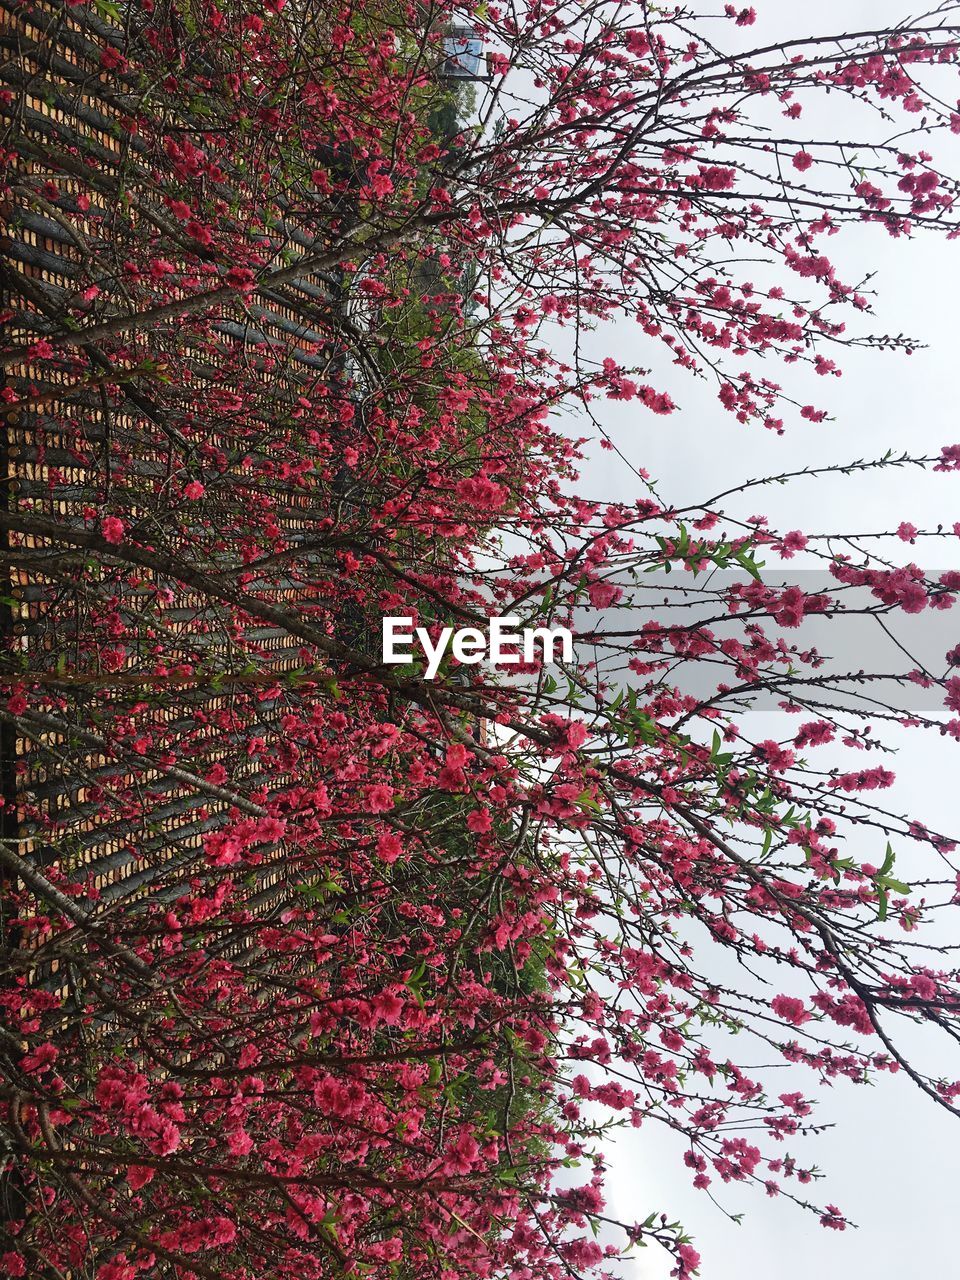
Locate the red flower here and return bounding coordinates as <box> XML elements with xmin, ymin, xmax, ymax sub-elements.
<box><xmin>225</xmin><ymin>266</ymin><xmax>257</xmax><ymax>292</ymax></box>
<box><xmin>101</xmin><ymin>516</ymin><xmax>125</xmax><ymax>545</ymax></box>
<box><xmin>376</xmin><ymin>832</ymin><xmax>403</xmax><ymax>862</ymax></box>
<box><xmin>100</xmin><ymin>45</ymin><xmax>128</xmax><ymax>72</ymax></box>
<box><xmin>20</xmin><ymin>1042</ymin><xmax>58</xmax><ymax>1074</ymax></box>
<box><xmin>771</xmin><ymin>995</ymin><xmax>811</xmax><ymax>1026</ymax></box>
<box><xmin>366</xmin><ymin>784</ymin><xmax>394</xmax><ymax>813</ymax></box>
<box><xmin>466</xmin><ymin>808</ymin><xmax>492</xmax><ymax>833</ymax></box>
<box><xmin>187</xmin><ymin>219</ymin><xmax>214</xmax><ymax>246</ymax></box>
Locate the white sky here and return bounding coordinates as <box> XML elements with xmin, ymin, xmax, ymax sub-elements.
<box><xmin>558</xmin><ymin>2</ymin><xmax>960</xmax><ymax>1276</ymax></box>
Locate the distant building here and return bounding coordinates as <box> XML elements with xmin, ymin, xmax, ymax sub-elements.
<box><xmin>442</xmin><ymin>22</ymin><xmax>492</xmax><ymax>82</ymax></box>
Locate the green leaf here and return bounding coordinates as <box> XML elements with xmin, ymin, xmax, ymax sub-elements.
<box><xmin>735</xmin><ymin>548</ymin><xmax>764</xmax><ymax>581</ymax></box>
<box><xmin>877</xmin><ymin>875</ymin><xmax>910</xmax><ymax>896</ymax></box>
<box><xmin>93</xmin><ymin>0</ymin><xmax>122</xmax><ymax>22</ymax></box>
<box><xmin>879</xmin><ymin>842</ymin><xmax>896</xmax><ymax>878</ymax></box>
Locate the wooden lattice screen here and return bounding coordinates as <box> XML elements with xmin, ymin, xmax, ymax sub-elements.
<box><xmin>0</xmin><ymin>0</ymin><xmax>349</xmax><ymax>924</ymax></box>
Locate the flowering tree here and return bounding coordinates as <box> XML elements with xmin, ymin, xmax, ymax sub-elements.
<box><xmin>3</xmin><ymin>2</ymin><xmax>960</xmax><ymax>1278</ymax></box>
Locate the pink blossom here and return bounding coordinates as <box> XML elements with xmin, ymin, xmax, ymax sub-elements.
<box><xmin>456</xmin><ymin>475</ymin><xmax>508</xmax><ymax>510</ymax></box>
<box><xmin>100</xmin><ymin>45</ymin><xmax>128</xmax><ymax>72</ymax></box>
<box><xmin>445</xmin><ymin>1131</ymin><xmax>480</xmax><ymax>1174</ymax></box>
<box><xmin>365</xmin><ymin>171</ymin><xmax>394</xmax><ymax>200</ymax></box>
<box><xmin>829</xmin><ymin>767</ymin><xmax>896</xmax><ymax>791</ymax></box>
<box><xmin>698</xmin><ymin>165</ymin><xmax>736</xmax><ymax>190</ymax></box>
<box><xmin>771</xmin><ymin>995</ymin><xmax>811</xmax><ymax>1025</ymax></box>
<box><xmin>101</xmin><ymin>516</ymin><xmax>125</xmax><ymax>545</ymax></box>
<box><xmin>227</xmin><ymin>1128</ymin><xmax>254</xmax><ymax>1156</ymax></box>
<box><xmin>638</xmin><ymin>385</ymin><xmax>676</xmax><ymax>414</ymax></box>
<box><xmin>20</xmin><ymin>1042</ymin><xmax>58</xmax><ymax>1074</ymax></box>
<box><xmin>467</xmin><ymin>808</ymin><xmax>492</xmax><ymax>833</ymax></box>
<box><xmin>800</xmin><ymin>404</ymin><xmax>828</xmax><ymax>422</ymax></box>
<box><xmin>588</xmin><ymin>580</ymin><xmax>623</xmax><ymax>608</ymax></box>
<box><xmin>794</xmin><ymin>720</ymin><xmax>835</xmax><ymax>749</ymax></box>
<box><xmin>778</xmin><ymin>530</ymin><xmax>808</xmax><ymax>558</ymax></box>
<box><xmin>755</xmin><ymin>740</ymin><xmax>795</xmax><ymax>773</ymax></box>
<box><xmin>370</xmin><ymin>991</ymin><xmax>403</xmax><ymax>1025</ymax></box>
<box><xmin>96</xmin><ymin>1261</ymin><xmax>136</xmax><ymax>1280</ymax></box>
<box><xmin>677</xmin><ymin>1242</ymin><xmax>702</xmax><ymax>1275</ymax></box>
<box><xmin>187</xmin><ymin>219</ymin><xmax>213</xmax><ymax>246</ymax></box>
<box><xmin>225</xmin><ymin>265</ymin><xmax>257</xmax><ymax>291</ymax></box>
<box><xmin>820</xmin><ymin>1205</ymin><xmax>847</xmax><ymax>1230</ymax></box>
<box><xmin>366</xmin><ymin>784</ymin><xmax>394</xmax><ymax>813</ymax></box>
<box><xmin>376</xmin><ymin>832</ymin><xmax>403</xmax><ymax>862</ymax></box>
<box><xmin>127</xmin><ymin>1165</ymin><xmax>155</xmax><ymax>1190</ymax></box>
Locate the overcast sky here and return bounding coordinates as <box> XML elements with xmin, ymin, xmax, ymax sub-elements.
<box><xmin>553</xmin><ymin>2</ymin><xmax>960</xmax><ymax>1276</ymax></box>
